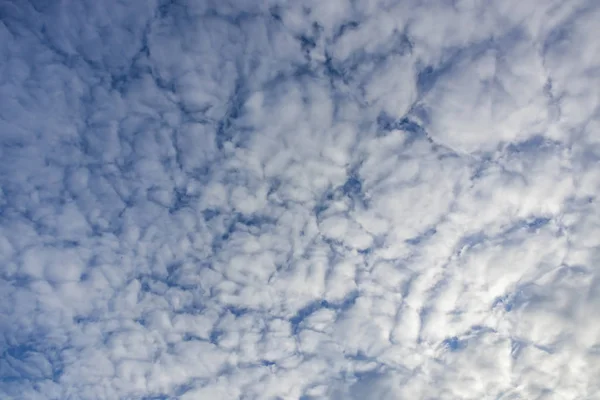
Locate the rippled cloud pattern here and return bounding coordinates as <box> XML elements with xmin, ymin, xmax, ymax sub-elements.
<box><xmin>2</xmin><ymin>0</ymin><xmax>600</xmax><ymax>399</ymax></box>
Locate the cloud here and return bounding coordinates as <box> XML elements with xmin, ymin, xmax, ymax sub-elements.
<box><xmin>1</xmin><ymin>0</ymin><xmax>600</xmax><ymax>399</ymax></box>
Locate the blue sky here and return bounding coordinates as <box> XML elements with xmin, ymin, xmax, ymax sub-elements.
<box><xmin>1</xmin><ymin>0</ymin><xmax>600</xmax><ymax>398</ymax></box>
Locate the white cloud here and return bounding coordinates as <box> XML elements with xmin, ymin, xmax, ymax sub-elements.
<box><xmin>1</xmin><ymin>0</ymin><xmax>600</xmax><ymax>399</ymax></box>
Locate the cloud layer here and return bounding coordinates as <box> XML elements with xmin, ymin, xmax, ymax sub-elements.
<box><xmin>1</xmin><ymin>0</ymin><xmax>600</xmax><ymax>398</ymax></box>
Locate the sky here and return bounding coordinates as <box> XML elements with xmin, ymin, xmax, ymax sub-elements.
<box><xmin>1</xmin><ymin>0</ymin><xmax>600</xmax><ymax>399</ymax></box>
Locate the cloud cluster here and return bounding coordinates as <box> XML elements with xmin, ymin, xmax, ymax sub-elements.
<box><xmin>1</xmin><ymin>0</ymin><xmax>600</xmax><ymax>398</ymax></box>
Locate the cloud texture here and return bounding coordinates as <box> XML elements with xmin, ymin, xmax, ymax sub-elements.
<box><xmin>1</xmin><ymin>0</ymin><xmax>600</xmax><ymax>398</ymax></box>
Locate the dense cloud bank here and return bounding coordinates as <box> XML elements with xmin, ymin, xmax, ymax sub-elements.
<box><xmin>1</xmin><ymin>0</ymin><xmax>600</xmax><ymax>398</ymax></box>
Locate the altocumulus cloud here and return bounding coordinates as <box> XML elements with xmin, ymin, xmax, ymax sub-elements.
<box><xmin>1</xmin><ymin>0</ymin><xmax>600</xmax><ymax>399</ymax></box>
